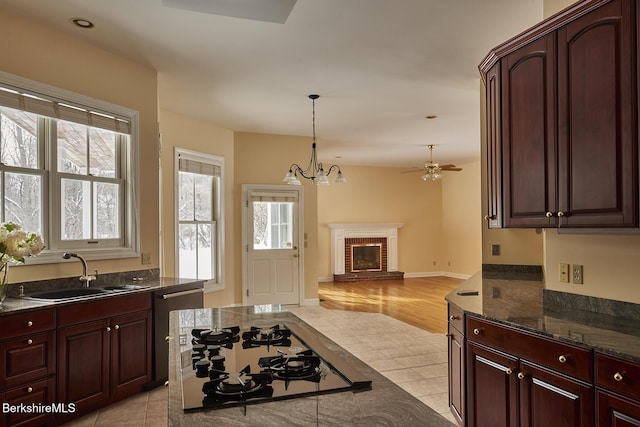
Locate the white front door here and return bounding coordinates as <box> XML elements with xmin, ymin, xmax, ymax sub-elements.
<box><xmin>243</xmin><ymin>186</ymin><xmax>302</xmax><ymax>305</ymax></box>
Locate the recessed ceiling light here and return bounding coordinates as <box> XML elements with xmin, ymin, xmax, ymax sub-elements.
<box><xmin>425</xmin><ymin>115</ymin><xmax>437</xmax><ymax>119</ymax></box>
<box><xmin>71</xmin><ymin>18</ymin><xmax>94</xmax><ymax>29</ymax></box>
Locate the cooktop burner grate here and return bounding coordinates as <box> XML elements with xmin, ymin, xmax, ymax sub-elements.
<box><xmin>179</xmin><ymin>322</ymin><xmax>371</xmax><ymax>411</ymax></box>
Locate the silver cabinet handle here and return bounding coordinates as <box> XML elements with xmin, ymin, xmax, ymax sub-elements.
<box><xmin>614</xmin><ymin>372</ymin><xmax>624</xmax><ymax>382</ymax></box>
<box><xmin>558</xmin><ymin>355</ymin><xmax>567</xmax><ymax>363</ymax></box>
<box><xmin>161</xmin><ymin>288</ymin><xmax>203</xmax><ymax>300</ymax></box>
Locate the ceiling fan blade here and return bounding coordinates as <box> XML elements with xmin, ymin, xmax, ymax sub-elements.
<box><xmin>441</xmin><ymin>166</ymin><xmax>462</xmax><ymax>171</ymax></box>
<box><xmin>401</xmin><ymin>168</ymin><xmax>424</xmax><ymax>174</ymax></box>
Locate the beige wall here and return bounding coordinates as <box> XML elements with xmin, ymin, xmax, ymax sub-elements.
<box><xmin>544</xmin><ymin>0</ymin><xmax>578</xmax><ymax>18</ymax></box>
<box><xmin>233</xmin><ymin>132</ymin><xmax>319</xmax><ymax>303</ymax></box>
<box><xmin>442</xmin><ymin>160</ymin><xmax>483</xmax><ymax>276</ymax></box>
<box><xmin>0</xmin><ymin>7</ymin><xmax>160</xmax><ymax>283</ymax></box>
<box><xmin>158</xmin><ymin>108</ymin><xmax>236</xmax><ymax>307</ymax></box>
<box><xmin>317</xmin><ymin>165</ymin><xmax>444</xmax><ymax>278</ymax></box>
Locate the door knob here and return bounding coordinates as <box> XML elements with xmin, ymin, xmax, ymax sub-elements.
<box><xmin>293</xmin><ymin>254</ymin><xmax>298</xmax><ymax>258</ymax></box>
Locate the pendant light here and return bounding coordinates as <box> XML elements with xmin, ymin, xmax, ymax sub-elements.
<box><xmin>283</xmin><ymin>94</ymin><xmax>346</xmax><ymax>186</ymax></box>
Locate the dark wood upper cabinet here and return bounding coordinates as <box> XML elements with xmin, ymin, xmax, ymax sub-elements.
<box><xmin>557</xmin><ymin>0</ymin><xmax>637</xmax><ymax>227</ymax></box>
<box><xmin>502</xmin><ymin>33</ymin><xmax>558</xmax><ymax>228</ymax></box>
<box><xmin>481</xmin><ymin>0</ymin><xmax>638</xmax><ymax>229</ymax></box>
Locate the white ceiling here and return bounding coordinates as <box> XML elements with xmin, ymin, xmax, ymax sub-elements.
<box><xmin>2</xmin><ymin>0</ymin><xmax>543</xmax><ymax>168</ymax></box>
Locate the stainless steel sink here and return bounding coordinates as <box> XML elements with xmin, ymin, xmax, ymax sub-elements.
<box><xmin>25</xmin><ymin>287</ymin><xmax>107</xmax><ymax>301</ymax></box>
<box><xmin>101</xmin><ymin>285</ymin><xmax>147</xmax><ymax>291</ymax></box>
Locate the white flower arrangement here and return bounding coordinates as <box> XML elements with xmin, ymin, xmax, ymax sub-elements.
<box><xmin>0</xmin><ymin>222</ymin><xmax>44</xmax><ymax>265</ymax></box>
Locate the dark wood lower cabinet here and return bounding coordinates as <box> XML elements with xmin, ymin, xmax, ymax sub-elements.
<box><xmin>519</xmin><ymin>361</ymin><xmax>594</xmax><ymax>427</ymax></box>
<box><xmin>597</xmin><ymin>390</ymin><xmax>640</xmax><ymax>426</ymax></box>
<box><xmin>57</xmin><ymin>310</ymin><xmax>151</xmax><ymax>421</ymax></box>
<box><xmin>463</xmin><ymin>313</ymin><xmax>596</xmax><ymax>427</ymax></box>
<box><xmin>466</xmin><ymin>342</ymin><xmax>518</xmax><ymax>427</ymax></box>
<box><xmin>110</xmin><ymin>310</ymin><xmax>152</xmax><ymax>400</ymax></box>
<box><xmin>447</xmin><ymin>323</ymin><xmax>465</xmax><ymax>426</ymax></box>
<box><xmin>57</xmin><ymin>319</ymin><xmax>111</xmax><ymax>413</ymax></box>
<box><xmin>3</xmin><ymin>377</ymin><xmax>57</xmax><ymax>427</ymax></box>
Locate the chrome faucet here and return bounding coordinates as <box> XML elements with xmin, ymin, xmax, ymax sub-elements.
<box><xmin>62</xmin><ymin>252</ymin><xmax>96</xmax><ymax>287</ymax></box>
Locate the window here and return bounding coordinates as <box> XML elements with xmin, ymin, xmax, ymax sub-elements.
<box><xmin>0</xmin><ymin>72</ymin><xmax>139</xmax><ymax>263</ymax></box>
<box><xmin>175</xmin><ymin>148</ymin><xmax>224</xmax><ymax>289</ymax></box>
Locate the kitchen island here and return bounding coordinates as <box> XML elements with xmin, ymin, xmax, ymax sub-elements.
<box><xmin>168</xmin><ymin>306</ymin><xmax>452</xmax><ymax>426</ymax></box>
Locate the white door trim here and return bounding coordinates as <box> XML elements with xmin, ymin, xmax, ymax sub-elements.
<box><xmin>241</xmin><ymin>184</ymin><xmax>304</xmax><ymax>306</ymax></box>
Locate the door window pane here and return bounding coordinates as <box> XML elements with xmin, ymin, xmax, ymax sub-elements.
<box><xmin>253</xmin><ymin>201</ymin><xmax>293</xmax><ymax>250</ymax></box>
<box><xmin>0</xmin><ymin>107</ymin><xmax>38</xmax><ymax>169</ymax></box>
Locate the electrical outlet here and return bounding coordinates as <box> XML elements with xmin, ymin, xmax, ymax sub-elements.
<box><xmin>141</xmin><ymin>252</ymin><xmax>151</xmax><ymax>265</ymax></box>
<box><xmin>572</xmin><ymin>264</ymin><xmax>583</xmax><ymax>284</ymax></box>
<box><xmin>559</xmin><ymin>263</ymin><xmax>570</xmax><ymax>283</ymax></box>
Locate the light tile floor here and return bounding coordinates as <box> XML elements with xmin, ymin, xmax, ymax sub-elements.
<box><xmin>65</xmin><ymin>306</ymin><xmax>456</xmax><ymax>426</ymax></box>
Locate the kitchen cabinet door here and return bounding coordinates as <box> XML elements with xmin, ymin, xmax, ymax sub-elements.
<box><xmin>484</xmin><ymin>62</ymin><xmax>503</xmax><ymax>228</ymax></box>
<box><xmin>466</xmin><ymin>342</ymin><xmax>518</xmax><ymax>427</ymax></box>
<box><xmin>110</xmin><ymin>309</ymin><xmax>152</xmax><ymax>400</ymax></box>
<box><xmin>501</xmin><ymin>33</ymin><xmax>557</xmax><ymax>228</ymax></box>
<box><xmin>448</xmin><ymin>322</ymin><xmax>465</xmax><ymax>426</ymax></box>
<box><xmin>556</xmin><ymin>0</ymin><xmax>637</xmax><ymax>227</ymax></box>
<box><xmin>597</xmin><ymin>390</ymin><xmax>640</xmax><ymax>427</ymax></box>
<box><xmin>519</xmin><ymin>361</ymin><xmax>594</xmax><ymax>427</ymax></box>
<box><xmin>57</xmin><ymin>318</ymin><xmax>110</xmax><ymax>415</ymax></box>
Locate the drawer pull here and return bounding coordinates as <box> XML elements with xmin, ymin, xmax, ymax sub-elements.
<box><xmin>505</xmin><ymin>368</ymin><xmax>513</xmax><ymax>375</ymax></box>
<box><xmin>517</xmin><ymin>372</ymin><xmax>526</xmax><ymax>380</ymax></box>
<box><xmin>449</xmin><ymin>315</ymin><xmax>459</xmax><ymax>321</ymax></box>
<box><xmin>473</xmin><ymin>328</ymin><xmax>482</xmax><ymax>335</ymax></box>
<box><xmin>27</xmin><ymin>339</ymin><xmax>33</xmax><ymax>345</ymax></box>
<box><xmin>558</xmin><ymin>355</ymin><xmax>567</xmax><ymax>363</ymax></box>
<box><xmin>165</xmin><ymin>336</ymin><xmax>171</xmax><ymax>342</ymax></box>
<box><xmin>614</xmin><ymin>372</ymin><xmax>624</xmax><ymax>382</ymax></box>
<box><xmin>27</xmin><ymin>387</ymin><xmax>33</xmax><ymax>393</ymax></box>
<box><xmin>27</xmin><ymin>321</ymin><xmax>33</xmax><ymax>327</ymax></box>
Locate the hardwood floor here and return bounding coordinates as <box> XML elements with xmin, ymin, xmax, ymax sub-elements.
<box><xmin>319</xmin><ymin>276</ymin><xmax>464</xmax><ymax>335</ymax></box>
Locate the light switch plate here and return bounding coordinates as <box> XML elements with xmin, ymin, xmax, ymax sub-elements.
<box><xmin>559</xmin><ymin>263</ymin><xmax>569</xmax><ymax>283</ymax></box>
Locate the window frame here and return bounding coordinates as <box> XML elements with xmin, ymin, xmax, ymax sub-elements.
<box><xmin>174</xmin><ymin>147</ymin><xmax>224</xmax><ymax>291</ymax></box>
<box><xmin>0</xmin><ymin>71</ymin><xmax>140</xmax><ymax>265</ymax></box>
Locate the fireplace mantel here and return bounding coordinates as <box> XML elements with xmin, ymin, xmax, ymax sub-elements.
<box><xmin>329</xmin><ymin>223</ymin><xmax>403</xmax><ymax>275</ymax></box>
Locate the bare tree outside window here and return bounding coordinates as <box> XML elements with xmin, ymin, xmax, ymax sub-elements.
<box><xmin>0</xmin><ymin>107</ymin><xmax>42</xmax><ymax>234</ymax></box>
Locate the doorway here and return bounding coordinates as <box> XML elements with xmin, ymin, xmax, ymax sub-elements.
<box><xmin>242</xmin><ymin>184</ymin><xmax>304</xmax><ymax>305</ymax></box>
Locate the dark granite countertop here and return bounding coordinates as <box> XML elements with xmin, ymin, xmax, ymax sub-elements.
<box><xmin>0</xmin><ymin>272</ymin><xmax>204</xmax><ymax>316</ymax></box>
<box><xmin>168</xmin><ymin>306</ymin><xmax>451</xmax><ymax>426</ymax></box>
<box><xmin>446</xmin><ymin>266</ymin><xmax>640</xmax><ymax>362</ymax></box>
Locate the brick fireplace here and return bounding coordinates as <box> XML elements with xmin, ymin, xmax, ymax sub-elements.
<box><xmin>329</xmin><ymin>223</ymin><xmax>404</xmax><ymax>282</ymax></box>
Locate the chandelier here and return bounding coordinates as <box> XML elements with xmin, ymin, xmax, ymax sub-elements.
<box><xmin>283</xmin><ymin>94</ymin><xmax>346</xmax><ymax>186</ymax></box>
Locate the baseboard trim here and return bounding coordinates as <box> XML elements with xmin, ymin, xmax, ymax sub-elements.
<box><xmin>319</xmin><ymin>271</ymin><xmax>471</xmax><ymax>281</ymax></box>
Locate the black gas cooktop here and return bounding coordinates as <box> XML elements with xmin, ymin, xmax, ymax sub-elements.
<box><xmin>180</xmin><ymin>322</ymin><xmax>371</xmax><ymax>411</ymax></box>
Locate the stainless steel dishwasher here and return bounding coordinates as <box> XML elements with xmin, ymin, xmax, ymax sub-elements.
<box><xmin>150</xmin><ymin>281</ymin><xmax>204</xmax><ymax>387</ymax></box>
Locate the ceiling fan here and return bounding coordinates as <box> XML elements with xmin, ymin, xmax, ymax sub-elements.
<box><xmin>403</xmin><ymin>144</ymin><xmax>462</xmax><ymax>181</ymax></box>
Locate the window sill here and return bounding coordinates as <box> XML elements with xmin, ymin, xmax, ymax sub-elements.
<box><xmin>20</xmin><ymin>248</ymin><xmax>140</xmax><ymax>265</ymax></box>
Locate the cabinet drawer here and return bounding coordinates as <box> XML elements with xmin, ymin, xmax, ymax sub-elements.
<box><xmin>467</xmin><ymin>316</ymin><xmax>593</xmax><ymax>382</ymax></box>
<box><xmin>596</xmin><ymin>353</ymin><xmax>640</xmax><ymax>401</ymax></box>
<box><xmin>0</xmin><ymin>308</ymin><xmax>55</xmax><ymax>340</ymax></box>
<box><xmin>1</xmin><ymin>331</ymin><xmax>56</xmax><ymax>389</ymax></box>
<box><xmin>448</xmin><ymin>304</ymin><xmax>465</xmax><ymax>334</ymax></box>
<box><xmin>3</xmin><ymin>376</ymin><xmax>57</xmax><ymax>427</ymax></box>
<box><xmin>57</xmin><ymin>291</ymin><xmax>152</xmax><ymax>327</ymax></box>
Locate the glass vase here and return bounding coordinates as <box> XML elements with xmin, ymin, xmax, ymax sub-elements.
<box><xmin>0</xmin><ymin>262</ymin><xmax>8</xmax><ymax>309</ymax></box>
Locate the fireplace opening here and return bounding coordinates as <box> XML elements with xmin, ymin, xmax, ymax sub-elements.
<box><xmin>351</xmin><ymin>243</ymin><xmax>382</xmax><ymax>273</ymax></box>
